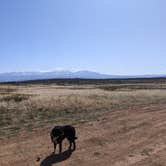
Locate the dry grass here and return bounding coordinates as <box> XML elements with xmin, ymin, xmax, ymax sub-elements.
<box><xmin>1</xmin><ymin>83</ymin><xmax>166</xmax><ymax>138</ymax></box>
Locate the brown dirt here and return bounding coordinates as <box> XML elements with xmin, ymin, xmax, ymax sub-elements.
<box><xmin>1</xmin><ymin>103</ymin><xmax>166</xmax><ymax>166</ymax></box>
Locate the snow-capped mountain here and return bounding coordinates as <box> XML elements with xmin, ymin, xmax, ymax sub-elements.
<box><xmin>0</xmin><ymin>70</ymin><xmax>165</xmax><ymax>82</ymax></box>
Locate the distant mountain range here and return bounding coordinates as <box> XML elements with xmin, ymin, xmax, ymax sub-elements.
<box><xmin>0</xmin><ymin>70</ymin><xmax>166</xmax><ymax>82</ymax></box>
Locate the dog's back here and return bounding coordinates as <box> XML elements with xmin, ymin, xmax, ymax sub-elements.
<box><xmin>62</xmin><ymin>125</ymin><xmax>77</xmax><ymax>141</ymax></box>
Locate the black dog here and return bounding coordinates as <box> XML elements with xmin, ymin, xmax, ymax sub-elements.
<box><xmin>50</xmin><ymin>125</ymin><xmax>77</xmax><ymax>154</ymax></box>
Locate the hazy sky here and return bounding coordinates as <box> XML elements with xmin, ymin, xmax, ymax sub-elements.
<box><xmin>0</xmin><ymin>0</ymin><xmax>165</xmax><ymax>74</ymax></box>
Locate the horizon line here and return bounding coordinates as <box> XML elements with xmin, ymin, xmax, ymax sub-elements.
<box><xmin>0</xmin><ymin>69</ymin><xmax>166</xmax><ymax>76</ymax></box>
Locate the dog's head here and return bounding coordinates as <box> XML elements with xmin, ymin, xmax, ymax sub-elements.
<box><xmin>51</xmin><ymin>127</ymin><xmax>64</xmax><ymax>144</ymax></box>
<box><xmin>52</xmin><ymin>136</ymin><xmax>59</xmax><ymax>144</ymax></box>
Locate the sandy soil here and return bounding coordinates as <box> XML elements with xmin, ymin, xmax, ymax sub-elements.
<box><xmin>1</xmin><ymin>103</ymin><xmax>166</xmax><ymax>166</ymax></box>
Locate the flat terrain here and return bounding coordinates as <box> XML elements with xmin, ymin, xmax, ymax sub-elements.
<box><xmin>1</xmin><ymin>81</ymin><xmax>166</xmax><ymax>166</ymax></box>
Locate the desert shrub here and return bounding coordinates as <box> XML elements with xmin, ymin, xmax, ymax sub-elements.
<box><xmin>1</xmin><ymin>94</ymin><xmax>30</xmax><ymax>102</ymax></box>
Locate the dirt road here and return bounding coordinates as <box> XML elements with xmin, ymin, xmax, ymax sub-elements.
<box><xmin>1</xmin><ymin>104</ymin><xmax>166</xmax><ymax>166</ymax></box>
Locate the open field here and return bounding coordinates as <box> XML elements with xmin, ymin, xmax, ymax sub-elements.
<box><xmin>1</xmin><ymin>79</ymin><xmax>166</xmax><ymax>166</ymax></box>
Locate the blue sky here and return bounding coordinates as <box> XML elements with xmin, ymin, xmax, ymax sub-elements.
<box><xmin>0</xmin><ymin>0</ymin><xmax>165</xmax><ymax>75</ymax></box>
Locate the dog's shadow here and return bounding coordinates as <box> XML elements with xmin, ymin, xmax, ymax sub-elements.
<box><xmin>40</xmin><ymin>149</ymin><xmax>73</xmax><ymax>166</ymax></box>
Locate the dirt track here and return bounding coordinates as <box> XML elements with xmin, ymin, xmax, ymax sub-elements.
<box><xmin>1</xmin><ymin>103</ymin><xmax>166</xmax><ymax>166</ymax></box>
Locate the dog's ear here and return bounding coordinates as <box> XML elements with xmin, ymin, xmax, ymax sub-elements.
<box><xmin>52</xmin><ymin>137</ymin><xmax>58</xmax><ymax>144</ymax></box>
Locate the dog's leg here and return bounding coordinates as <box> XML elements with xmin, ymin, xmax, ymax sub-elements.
<box><xmin>59</xmin><ymin>142</ymin><xmax>62</xmax><ymax>153</ymax></box>
<box><xmin>73</xmin><ymin>141</ymin><xmax>76</xmax><ymax>150</ymax></box>
<box><xmin>69</xmin><ymin>140</ymin><xmax>72</xmax><ymax>149</ymax></box>
<box><xmin>53</xmin><ymin>143</ymin><xmax>57</xmax><ymax>154</ymax></box>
